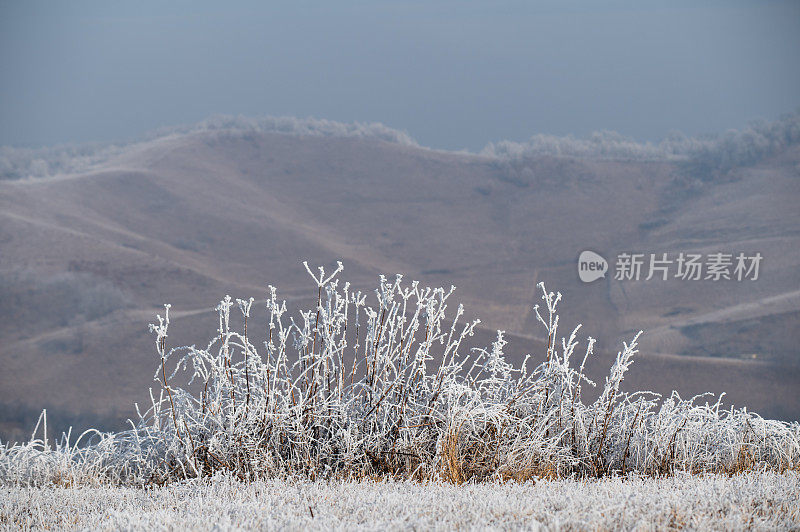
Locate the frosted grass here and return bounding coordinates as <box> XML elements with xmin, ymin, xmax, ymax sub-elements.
<box><xmin>1</xmin><ymin>471</ymin><xmax>798</xmax><ymax>530</ymax></box>
<box><xmin>1</xmin><ymin>263</ymin><xmax>798</xmax><ymax>486</ymax></box>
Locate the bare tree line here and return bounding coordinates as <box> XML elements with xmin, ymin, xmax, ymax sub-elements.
<box><xmin>1</xmin><ymin>111</ymin><xmax>797</xmax><ymax>181</ymax></box>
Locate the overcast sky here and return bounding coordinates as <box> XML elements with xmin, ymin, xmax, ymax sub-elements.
<box><xmin>1</xmin><ymin>0</ymin><xmax>799</xmax><ymax>151</ymax></box>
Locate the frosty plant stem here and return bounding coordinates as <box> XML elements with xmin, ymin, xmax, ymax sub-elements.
<box><xmin>150</xmin><ymin>304</ymin><xmax>182</xmax><ymax>444</ymax></box>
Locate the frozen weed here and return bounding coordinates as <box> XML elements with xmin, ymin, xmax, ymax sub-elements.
<box><xmin>1</xmin><ymin>263</ymin><xmax>798</xmax><ymax>486</ymax></box>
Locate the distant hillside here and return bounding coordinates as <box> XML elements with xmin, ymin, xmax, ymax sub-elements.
<box><xmin>1</xmin><ymin>116</ymin><xmax>798</xmax><ymax>440</ymax></box>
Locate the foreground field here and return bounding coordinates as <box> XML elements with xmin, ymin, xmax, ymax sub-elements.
<box><xmin>1</xmin><ymin>268</ymin><xmax>798</xmax><ymax>530</ymax></box>
<box><xmin>1</xmin><ymin>472</ymin><xmax>798</xmax><ymax>530</ymax></box>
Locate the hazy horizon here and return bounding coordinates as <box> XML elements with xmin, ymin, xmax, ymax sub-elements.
<box><xmin>2</xmin><ymin>1</ymin><xmax>799</xmax><ymax>151</ymax></box>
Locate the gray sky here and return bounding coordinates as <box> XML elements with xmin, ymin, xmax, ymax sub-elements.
<box><xmin>1</xmin><ymin>0</ymin><xmax>799</xmax><ymax>151</ymax></box>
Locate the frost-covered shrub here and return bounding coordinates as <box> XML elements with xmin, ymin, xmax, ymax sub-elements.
<box><xmin>1</xmin><ymin>263</ymin><xmax>798</xmax><ymax>486</ymax></box>
<box><xmin>0</xmin><ymin>115</ymin><xmax>417</xmax><ymax>180</ymax></box>
<box><xmin>483</xmin><ymin>110</ymin><xmax>800</xmax><ymax>182</ymax></box>
<box><xmin>146</xmin><ymin>114</ymin><xmax>418</xmax><ymax>146</ymax></box>
<box><xmin>0</xmin><ymin>143</ymin><xmax>126</xmax><ymax>180</ymax></box>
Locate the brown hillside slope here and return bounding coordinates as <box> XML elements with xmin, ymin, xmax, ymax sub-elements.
<box><xmin>0</xmin><ymin>130</ymin><xmax>798</xmax><ymax>439</ymax></box>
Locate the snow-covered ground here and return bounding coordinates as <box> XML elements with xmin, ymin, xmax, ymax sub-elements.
<box><xmin>1</xmin><ymin>472</ymin><xmax>798</xmax><ymax>530</ymax></box>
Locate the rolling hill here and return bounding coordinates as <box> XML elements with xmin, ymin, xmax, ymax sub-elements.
<box><xmin>1</xmin><ymin>119</ymin><xmax>798</xmax><ymax>440</ymax></box>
